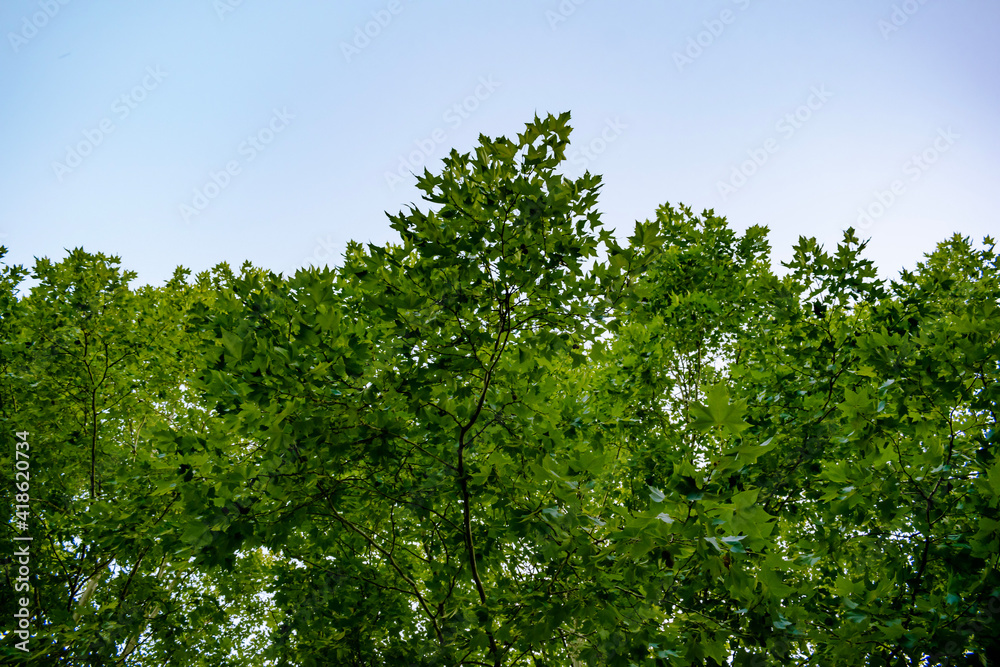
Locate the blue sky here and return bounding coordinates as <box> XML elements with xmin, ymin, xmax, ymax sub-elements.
<box><xmin>2</xmin><ymin>0</ymin><xmax>997</xmax><ymax>287</ymax></box>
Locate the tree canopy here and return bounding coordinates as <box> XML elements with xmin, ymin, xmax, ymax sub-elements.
<box><xmin>2</xmin><ymin>113</ymin><xmax>998</xmax><ymax>666</ymax></box>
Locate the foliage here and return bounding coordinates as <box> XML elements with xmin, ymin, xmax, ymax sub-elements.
<box><xmin>0</xmin><ymin>115</ymin><xmax>997</xmax><ymax>666</ymax></box>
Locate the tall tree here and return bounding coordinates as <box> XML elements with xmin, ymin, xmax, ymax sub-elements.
<box><xmin>0</xmin><ymin>252</ymin><xmax>272</xmax><ymax>665</ymax></box>
<box><xmin>2</xmin><ymin>116</ymin><xmax>997</xmax><ymax>666</ymax></box>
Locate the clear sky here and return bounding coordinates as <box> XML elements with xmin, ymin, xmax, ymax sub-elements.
<box><xmin>2</xmin><ymin>0</ymin><xmax>997</xmax><ymax>287</ymax></box>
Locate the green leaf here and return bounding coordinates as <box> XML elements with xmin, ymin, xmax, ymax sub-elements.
<box><xmin>690</xmin><ymin>383</ymin><xmax>750</xmax><ymax>434</ymax></box>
